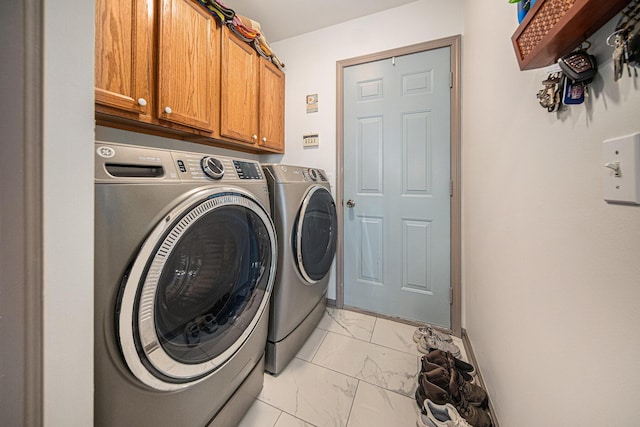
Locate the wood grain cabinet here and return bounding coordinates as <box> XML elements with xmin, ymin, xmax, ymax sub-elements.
<box><xmin>220</xmin><ymin>27</ymin><xmax>260</xmax><ymax>145</ymax></box>
<box><xmin>157</xmin><ymin>0</ymin><xmax>219</xmax><ymax>133</ymax></box>
<box><xmin>95</xmin><ymin>0</ymin><xmax>219</xmax><ymax>135</ymax></box>
<box><xmin>95</xmin><ymin>0</ymin><xmax>154</xmax><ymax>121</ymax></box>
<box><xmin>220</xmin><ymin>27</ymin><xmax>285</xmax><ymax>153</ymax></box>
<box><xmin>258</xmin><ymin>58</ymin><xmax>285</xmax><ymax>153</ymax></box>
<box><xmin>95</xmin><ymin>0</ymin><xmax>284</xmax><ymax>153</ymax></box>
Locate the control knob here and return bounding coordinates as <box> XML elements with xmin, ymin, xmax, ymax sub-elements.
<box><xmin>308</xmin><ymin>168</ymin><xmax>319</xmax><ymax>181</ymax></box>
<box><xmin>201</xmin><ymin>157</ymin><xmax>224</xmax><ymax>180</ymax></box>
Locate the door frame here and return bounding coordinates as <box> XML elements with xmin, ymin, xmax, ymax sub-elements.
<box><xmin>335</xmin><ymin>35</ymin><xmax>462</xmax><ymax>337</ymax></box>
<box><xmin>1</xmin><ymin>0</ymin><xmax>45</xmax><ymax>423</ymax></box>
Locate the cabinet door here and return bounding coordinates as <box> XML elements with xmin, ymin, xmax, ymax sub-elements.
<box><xmin>157</xmin><ymin>0</ymin><xmax>219</xmax><ymax>133</ymax></box>
<box><xmin>220</xmin><ymin>28</ymin><xmax>259</xmax><ymax>145</ymax></box>
<box><xmin>95</xmin><ymin>0</ymin><xmax>153</xmax><ymax>117</ymax></box>
<box><xmin>258</xmin><ymin>59</ymin><xmax>285</xmax><ymax>152</ymax></box>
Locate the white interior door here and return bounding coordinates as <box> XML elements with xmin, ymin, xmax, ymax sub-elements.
<box><xmin>343</xmin><ymin>47</ymin><xmax>451</xmax><ymax>327</ymax></box>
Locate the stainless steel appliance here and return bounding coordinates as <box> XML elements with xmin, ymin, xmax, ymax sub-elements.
<box><xmin>94</xmin><ymin>142</ymin><xmax>276</xmax><ymax>426</ymax></box>
<box><xmin>262</xmin><ymin>164</ymin><xmax>338</xmax><ymax>374</ymax></box>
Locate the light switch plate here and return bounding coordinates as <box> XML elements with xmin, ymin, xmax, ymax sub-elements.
<box><xmin>303</xmin><ymin>133</ymin><xmax>319</xmax><ymax>147</ymax></box>
<box><xmin>603</xmin><ymin>133</ymin><xmax>640</xmax><ymax>205</ymax></box>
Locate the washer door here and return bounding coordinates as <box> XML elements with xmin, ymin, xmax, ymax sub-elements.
<box><xmin>293</xmin><ymin>185</ymin><xmax>338</xmax><ymax>283</ymax></box>
<box><xmin>117</xmin><ymin>188</ymin><xmax>276</xmax><ymax>391</ymax></box>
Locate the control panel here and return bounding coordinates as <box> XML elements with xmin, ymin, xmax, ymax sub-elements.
<box><xmin>233</xmin><ymin>160</ymin><xmax>263</xmax><ymax>180</ymax></box>
<box><xmin>302</xmin><ymin>168</ymin><xmax>327</xmax><ymax>182</ymax></box>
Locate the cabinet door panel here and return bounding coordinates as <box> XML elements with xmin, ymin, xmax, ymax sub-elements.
<box><xmin>259</xmin><ymin>59</ymin><xmax>285</xmax><ymax>152</ymax></box>
<box><xmin>220</xmin><ymin>28</ymin><xmax>259</xmax><ymax>145</ymax></box>
<box><xmin>157</xmin><ymin>0</ymin><xmax>218</xmax><ymax>132</ymax></box>
<box><xmin>95</xmin><ymin>0</ymin><xmax>153</xmax><ymax>116</ymax></box>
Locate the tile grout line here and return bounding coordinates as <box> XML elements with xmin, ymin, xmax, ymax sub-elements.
<box><xmin>344</xmin><ymin>379</ymin><xmax>362</xmax><ymax>427</ymax></box>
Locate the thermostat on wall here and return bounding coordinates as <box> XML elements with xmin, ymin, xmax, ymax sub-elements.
<box><xmin>303</xmin><ymin>133</ymin><xmax>319</xmax><ymax>147</ymax></box>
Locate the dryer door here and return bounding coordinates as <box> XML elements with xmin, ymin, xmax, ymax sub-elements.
<box><xmin>117</xmin><ymin>188</ymin><xmax>276</xmax><ymax>391</ymax></box>
<box><xmin>293</xmin><ymin>185</ymin><xmax>338</xmax><ymax>283</ymax></box>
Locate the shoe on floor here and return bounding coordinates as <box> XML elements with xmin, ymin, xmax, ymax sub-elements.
<box><xmin>418</xmin><ymin>374</ymin><xmax>492</xmax><ymax>427</ymax></box>
<box><xmin>417</xmin><ymin>334</ymin><xmax>461</xmax><ymax>359</ymax></box>
<box><xmin>425</xmin><ymin>367</ymin><xmax>488</xmax><ymax>408</ymax></box>
<box><xmin>417</xmin><ymin>399</ymin><xmax>472</xmax><ymax>427</ymax></box>
<box><xmin>413</xmin><ymin>326</ymin><xmax>453</xmax><ymax>343</ymax></box>
<box><xmin>426</xmin><ymin>349</ymin><xmax>476</xmax><ymax>377</ymax></box>
<box><xmin>420</xmin><ymin>356</ymin><xmax>474</xmax><ymax>383</ymax></box>
<box><xmin>448</xmin><ymin>370</ymin><xmax>493</xmax><ymax>427</ymax></box>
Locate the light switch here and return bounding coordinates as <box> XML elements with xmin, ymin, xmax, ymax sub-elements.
<box><xmin>303</xmin><ymin>133</ymin><xmax>319</xmax><ymax>147</ymax></box>
<box><xmin>603</xmin><ymin>133</ymin><xmax>640</xmax><ymax>205</ymax></box>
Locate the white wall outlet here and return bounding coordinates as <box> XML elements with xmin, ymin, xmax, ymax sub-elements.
<box><xmin>303</xmin><ymin>133</ymin><xmax>319</xmax><ymax>147</ymax></box>
<box><xmin>603</xmin><ymin>133</ymin><xmax>640</xmax><ymax>205</ymax></box>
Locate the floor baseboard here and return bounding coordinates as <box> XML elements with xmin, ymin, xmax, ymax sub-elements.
<box><xmin>461</xmin><ymin>329</ymin><xmax>500</xmax><ymax>427</ymax></box>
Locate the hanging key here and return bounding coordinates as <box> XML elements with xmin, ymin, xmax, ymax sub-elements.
<box><xmin>613</xmin><ymin>33</ymin><xmax>626</xmax><ymax>81</ymax></box>
<box><xmin>624</xmin><ymin>32</ymin><xmax>633</xmax><ymax>77</ymax></box>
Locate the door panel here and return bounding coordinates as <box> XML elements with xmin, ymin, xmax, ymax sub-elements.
<box><xmin>157</xmin><ymin>0</ymin><xmax>218</xmax><ymax>132</ymax></box>
<box><xmin>95</xmin><ymin>0</ymin><xmax>153</xmax><ymax>116</ymax></box>
<box><xmin>343</xmin><ymin>47</ymin><xmax>451</xmax><ymax>327</ymax></box>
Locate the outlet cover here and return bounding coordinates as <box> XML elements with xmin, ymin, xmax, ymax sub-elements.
<box><xmin>603</xmin><ymin>133</ymin><xmax>640</xmax><ymax>205</ymax></box>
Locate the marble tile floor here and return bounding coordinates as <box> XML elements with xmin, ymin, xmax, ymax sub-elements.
<box><xmin>238</xmin><ymin>307</ymin><xmax>468</xmax><ymax>427</ymax></box>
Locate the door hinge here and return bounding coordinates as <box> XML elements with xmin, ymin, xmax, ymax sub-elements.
<box><xmin>450</xmin><ymin>287</ymin><xmax>453</xmax><ymax>305</ymax></box>
<box><xmin>450</xmin><ymin>72</ymin><xmax>453</xmax><ymax>88</ymax></box>
<box><xmin>450</xmin><ymin>180</ymin><xmax>453</xmax><ymax>197</ymax></box>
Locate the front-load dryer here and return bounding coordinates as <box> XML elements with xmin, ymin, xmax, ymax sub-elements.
<box><xmin>262</xmin><ymin>164</ymin><xmax>338</xmax><ymax>374</ymax></box>
<box><xmin>94</xmin><ymin>142</ymin><xmax>276</xmax><ymax>426</ymax></box>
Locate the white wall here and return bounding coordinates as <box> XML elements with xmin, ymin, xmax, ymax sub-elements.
<box><xmin>43</xmin><ymin>0</ymin><xmax>94</xmax><ymax>425</ymax></box>
<box><xmin>266</xmin><ymin>0</ymin><xmax>465</xmax><ymax>299</ymax></box>
<box><xmin>463</xmin><ymin>3</ymin><xmax>640</xmax><ymax>426</ymax></box>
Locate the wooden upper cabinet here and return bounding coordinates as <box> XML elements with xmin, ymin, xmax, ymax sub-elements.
<box><xmin>95</xmin><ymin>2</ymin><xmax>285</xmax><ymax>153</ymax></box>
<box><xmin>95</xmin><ymin>0</ymin><xmax>153</xmax><ymax>118</ymax></box>
<box><xmin>258</xmin><ymin>58</ymin><xmax>285</xmax><ymax>152</ymax></box>
<box><xmin>220</xmin><ymin>27</ymin><xmax>259</xmax><ymax>145</ymax></box>
<box><xmin>157</xmin><ymin>0</ymin><xmax>219</xmax><ymax>133</ymax></box>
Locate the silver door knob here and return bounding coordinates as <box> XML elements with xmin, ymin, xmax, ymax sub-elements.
<box><xmin>346</xmin><ymin>199</ymin><xmax>356</xmax><ymax>208</ymax></box>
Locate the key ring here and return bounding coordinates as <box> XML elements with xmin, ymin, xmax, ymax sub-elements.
<box><xmin>607</xmin><ymin>29</ymin><xmax>627</xmax><ymax>47</ymax></box>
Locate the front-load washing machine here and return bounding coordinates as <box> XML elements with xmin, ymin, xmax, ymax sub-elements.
<box><xmin>94</xmin><ymin>142</ymin><xmax>276</xmax><ymax>426</ymax></box>
<box><xmin>262</xmin><ymin>164</ymin><xmax>338</xmax><ymax>374</ymax></box>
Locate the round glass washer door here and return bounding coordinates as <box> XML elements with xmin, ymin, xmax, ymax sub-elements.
<box><xmin>117</xmin><ymin>188</ymin><xmax>276</xmax><ymax>391</ymax></box>
<box><xmin>293</xmin><ymin>185</ymin><xmax>338</xmax><ymax>283</ymax></box>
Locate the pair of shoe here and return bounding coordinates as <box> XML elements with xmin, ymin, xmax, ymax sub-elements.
<box><xmin>415</xmin><ymin>368</ymin><xmax>492</xmax><ymax>427</ymax></box>
<box><xmin>413</xmin><ymin>326</ymin><xmax>453</xmax><ymax>344</ymax></box>
<box><xmin>417</xmin><ymin>399</ymin><xmax>472</xmax><ymax>427</ymax></box>
<box><xmin>417</xmin><ymin>333</ymin><xmax>462</xmax><ymax>359</ymax></box>
<box><xmin>422</xmin><ymin>349</ymin><xmax>476</xmax><ymax>380</ymax></box>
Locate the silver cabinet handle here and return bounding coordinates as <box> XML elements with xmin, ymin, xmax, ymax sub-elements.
<box><xmin>262</xmin><ymin>137</ymin><xmax>267</xmax><ymax>142</ymax></box>
<box><xmin>346</xmin><ymin>199</ymin><xmax>356</xmax><ymax>208</ymax></box>
<box><xmin>164</xmin><ymin>106</ymin><xmax>172</xmax><ymax>114</ymax></box>
<box><xmin>137</xmin><ymin>98</ymin><xmax>147</xmax><ymax>106</ymax></box>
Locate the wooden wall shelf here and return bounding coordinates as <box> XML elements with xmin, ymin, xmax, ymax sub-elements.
<box><xmin>511</xmin><ymin>0</ymin><xmax>631</xmax><ymax>70</ymax></box>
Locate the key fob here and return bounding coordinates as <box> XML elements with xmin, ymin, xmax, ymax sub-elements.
<box><xmin>558</xmin><ymin>50</ymin><xmax>598</xmax><ymax>82</ymax></box>
<box><xmin>563</xmin><ymin>80</ymin><xmax>585</xmax><ymax>105</ymax></box>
